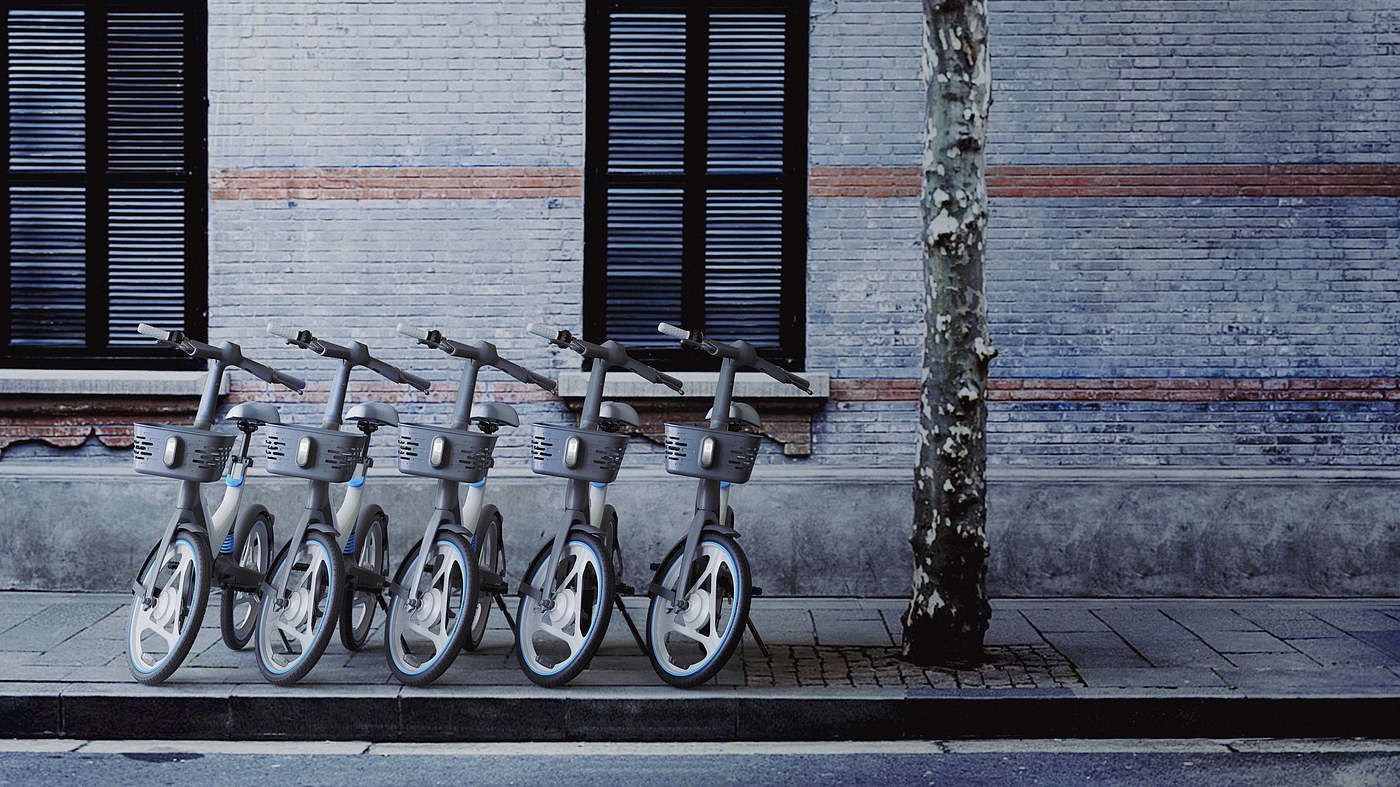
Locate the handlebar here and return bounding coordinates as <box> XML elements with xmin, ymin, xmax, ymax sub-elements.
<box><xmin>398</xmin><ymin>322</ymin><xmax>557</xmax><ymax>393</ymax></box>
<box><xmin>528</xmin><ymin>322</ymin><xmax>684</xmax><ymax>393</ymax></box>
<box><xmin>137</xmin><ymin>323</ymin><xmax>305</xmax><ymax>393</ymax></box>
<box><xmin>657</xmin><ymin>322</ymin><xmax>811</xmax><ymax>394</ymax></box>
<box><xmin>268</xmin><ymin>323</ymin><xmax>431</xmax><ymax>392</ymax></box>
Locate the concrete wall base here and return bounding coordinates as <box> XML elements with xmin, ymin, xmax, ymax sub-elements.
<box><xmin>2</xmin><ymin>465</ymin><xmax>1397</xmax><ymax>597</ymax></box>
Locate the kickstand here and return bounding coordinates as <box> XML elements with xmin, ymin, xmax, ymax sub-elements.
<box><xmin>497</xmin><ymin>593</ymin><xmax>521</xmax><ymax>661</ymax></box>
<box><xmin>745</xmin><ymin>616</ymin><xmax>771</xmax><ymax>659</ymax></box>
<box><xmin>614</xmin><ymin>594</ymin><xmax>648</xmax><ymax>655</ymax></box>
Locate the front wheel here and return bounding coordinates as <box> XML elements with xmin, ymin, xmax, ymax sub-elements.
<box><xmin>386</xmin><ymin>531</ymin><xmax>479</xmax><ymax>686</ymax></box>
<box><xmin>339</xmin><ymin>506</ymin><xmax>388</xmax><ymax>651</ymax></box>
<box><xmin>516</xmin><ymin>532</ymin><xmax>614</xmax><ymax>688</ymax></box>
<box><xmin>255</xmin><ymin>530</ymin><xmax>344</xmax><ymax>686</ymax></box>
<box><xmin>645</xmin><ymin>533</ymin><xmax>751</xmax><ymax>688</ymax></box>
<box><xmin>128</xmin><ymin>530</ymin><xmax>212</xmax><ymax>685</ymax></box>
<box><xmin>219</xmin><ymin>506</ymin><xmax>272</xmax><ymax>651</ymax></box>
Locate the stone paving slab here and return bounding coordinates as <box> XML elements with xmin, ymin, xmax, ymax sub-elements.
<box><xmin>2</xmin><ymin>592</ymin><xmax>1399</xmax><ymax>740</ymax></box>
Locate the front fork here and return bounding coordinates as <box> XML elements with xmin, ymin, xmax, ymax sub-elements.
<box><xmin>401</xmin><ymin>478</ymin><xmax>485</xmax><ymax>607</ymax></box>
<box><xmin>652</xmin><ymin>481</ymin><xmax>735</xmax><ymax>612</ymax></box>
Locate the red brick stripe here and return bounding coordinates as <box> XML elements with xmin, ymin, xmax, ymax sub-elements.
<box><xmin>210</xmin><ymin>167</ymin><xmax>583</xmax><ymax>200</ymax></box>
<box><xmin>808</xmin><ymin>164</ymin><xmax>1400</xmax><ymax>199</ymax></box>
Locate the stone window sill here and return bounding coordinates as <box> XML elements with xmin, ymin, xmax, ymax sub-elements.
<box><xmin>557</xmin><ymin>371</ymin><xmax>829</xmax><ymax>457</ymax></box>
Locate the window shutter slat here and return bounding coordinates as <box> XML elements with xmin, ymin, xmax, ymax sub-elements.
<box><xmin>706</xmin><ymin>13</ymin><xmax>785</xmax><ymax>174</ymax></box>
<box><xmin>107</xmin><ymin>12</ymin><xmax>187</xmax><ymax>172</ymax></box>
<box><xmin>606</xmin><ymin>12</ymin><xmax>686</xmax><ymax>174</ymax></box>
<box><xmin>7</xmin><ymin>9</ymin><xmax>86</xmax><ymax>171</ymax></box>
<box><xmin>705</xmin><ymin>189</ymin><xmax>783</xmax><ymax>349</ymax></box>
<box><xmin>8</xmin><ymin>185</ymin><xmax>87</xmax><ymax>344</ymax></box>
<box><xmin>106</xmin><ymin>186</ymin><xmax>187</xmax><ymax>343</ymax></box>
<box><xmin>604</xmin><ymin>187</ymin><xmax>684</xmax><ymax>346</ymax></box>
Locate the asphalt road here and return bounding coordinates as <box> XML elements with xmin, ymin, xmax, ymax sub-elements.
<box><xmin>3</xmin><ymin>740</ymin><xmax>1399</xmax><ymax>787</ymax></box>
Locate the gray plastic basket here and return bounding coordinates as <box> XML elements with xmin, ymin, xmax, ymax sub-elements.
<box><xmin>530</xmin><ymin>423</ymin><xmax>628</xmax><ymax>484</ymax></box>
<box><xmin>664</xmin><ymin>424</ymin><xmax>761</xmax><ymax>484</ymax></box>
<box><xmin>263</xmin><ymin>423</ymin><xmax>366</xmax><ymax>483</ymax></box>
<box><xmin>399</xmin><ymin>422</ymin><xmax>496</xmax><ymax>484</ymax></box>
<box><xmin>132</xmin><ymin>423</ymin><xmax>236</xmax><ymax>483</ymax></box>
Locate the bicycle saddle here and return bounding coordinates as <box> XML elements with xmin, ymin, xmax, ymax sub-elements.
<box><xmin>345</xmin><ymin>401</ymin><xmax>400</xmax><ymax>428</ymax></box>
<box><xmin>705</xmin><ymin>402</ymin><xmax>762</xmax><ymax>430</ymax></box>
<box><xmin>470</xmin><ymin>402</ymin><xmax>519</xmax><ymax>433</ymax></box>
<box><xmin>225</xmin><ymin>402</ymin><xmax>281</xmax><ymax>425</ymax></box>
<box><xmin>598</xmin><ymin>401</ymin><xmax>640</xmax><ymax>431</ymax></box>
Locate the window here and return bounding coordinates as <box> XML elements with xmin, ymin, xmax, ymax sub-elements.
<box><xmin>2</xmin><ymin>0</ymin><xmax>206</xmax><ymax>369</ymax></box>
<box><xmin>583</xmin><ymin>0</ymin><xmax>807</xmax><ymax>370</ymax></box>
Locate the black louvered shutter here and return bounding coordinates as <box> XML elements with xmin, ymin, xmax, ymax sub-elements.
<box><xmin>2</xmin><ymin>1</ymin><xmax>206</xmax><ymax>368</ymax></box>
<box><xmin>584</xmin><ymin>0</ymin><xmax>806</xmax><ymax>370</ymax></box>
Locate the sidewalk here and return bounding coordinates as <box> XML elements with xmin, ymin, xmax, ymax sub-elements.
<box><xmin>3</xmin><ymin>592</ymin><xmax>1399</xmax><ymax>741</ymax></box>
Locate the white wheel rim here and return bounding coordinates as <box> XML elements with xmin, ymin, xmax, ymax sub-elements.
<box><xmin>519</xmin><ymin>541</ymin><xmax>602</xmax><ymax>676</ymax></box>
<box><xmin>389</xmin><ymin>539</ymin><xmax>467</xmax><ymax>674</ymax></box>
<box><xmin>130</xmin><ymin>538</ymin><xmax>199</xmax><ymax>672</ymax></box>
<box><xmin>650</xmin><ymin>541</ymin><xmax>740</xmax><ymax>678</ymax></box>
<box><xmin>258</xmin><ymin>539</ymin><xmax>333</xmax><ymax>673</ymax></box>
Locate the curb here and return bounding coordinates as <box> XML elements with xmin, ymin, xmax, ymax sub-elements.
<box><xmin>6</xmin><ymin>688</ymin><xmax>1400</xmax><ymax>741</ymax></box>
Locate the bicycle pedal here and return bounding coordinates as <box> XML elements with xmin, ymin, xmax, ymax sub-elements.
<box><xmin>649</xmin><ymin>563</ymin><xmax>661</xmax><ymax>571</ymax></box>
<box><xmin>481</xmin><ymin>581</ymin><xmax>508</xmax><ymax>595</ymax></box>
<box><xmin>615</xmin><ymin>582</ymin><xmax>636</xmax><ymax>595</ymax></box>
<box><xmin>751</xmin><ymin>586</ymin><xmax>763</xmax><ymax>596</ymax></box>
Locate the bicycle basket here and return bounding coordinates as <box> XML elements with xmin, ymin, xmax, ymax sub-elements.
<box><xmin>664</xmin><ymin>424</ymin><xmax>761</xmax><ymax>484</ymax></box>
<box><xmin>132</xmin><ymin>423</ymin><xmax>236</xmax><ymax>483</ymax></box>
<box><xmin>399</xmin><ymin>422</ymin><xmax>497</xmax><ymax>484</ymax></box>
<box><xmin>530</xmin><ymin>423</ymin><xmax>628</xmax><ymax>484</ymax></box>
<box><xmin>263</xmin><ymin>423</ymin><xmax>366</xmax><ymax>483</ymax></box>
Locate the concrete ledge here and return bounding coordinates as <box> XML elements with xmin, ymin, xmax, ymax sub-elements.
<box><xmin>0</xmin><ymin>370</ymin><xmax>221</xmax><ymax>396</ymax></box>
<box><xmin>557</xmin><ymin>371</ymin><xmax>829</xmax><ymax>399</ymax></box>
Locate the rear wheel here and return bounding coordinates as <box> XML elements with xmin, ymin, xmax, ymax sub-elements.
<box><xmin>339</xmin><ymin>507</ymin><xmax>388</xmax><ymax>651</ymax></box>
<box><xmin>465</xmin><ymin>515</ymin><xmax>504</xmax><ymax>651</ymax></box>
<box><xmin>516</xmin><ymin>532</ymin><xmax>614</xmax><ymax>688</ymax></box>
<box><xmin>645</xmin><ymin>533</ymin><xmax>751</xmax><ymax>688</ymax></box>
<box><xmin>386</xmin><ymin>531</ymin><xmax>479</xmax><ymax>686</ymax></box>
<box><xmin>128</xmin><ymin>530</ymin><xmax>211</xmax><ymax>685</ymax></box>
<box><xmin>256</xmin><ymin>530</ymin><xmax>343</xmax><ymax>686</ymax></box>
<box><xmin>219</xmin><ymin>507</ymin><xmax>271</xmax><ymax>651</ymax></box>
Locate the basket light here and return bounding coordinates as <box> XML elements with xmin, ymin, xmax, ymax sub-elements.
<box><xmin>163</xmin><ymin>435</ymin><xmax>182</xmax><ymax>467</ymax></box>
<box><xmin>700</xmin><ymin>436</ymin><xmax>718</xmax><ymax>469</ymax></box>
<box><xmin>297</xmin><ymin>435</ymin><xmax>315</xmax><ymax>468</ymax></box>
<box><xmin>430</xmin><ymin>435</ymin><xmax>448</xmax><ymax>468</ymax></box>
<box><xmin>564</xmin><ymin>435</ymin><xmax>583</xmax><ymax>468</ymax></box>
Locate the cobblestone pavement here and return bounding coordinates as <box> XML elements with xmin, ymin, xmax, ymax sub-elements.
<box><xmin>744</xmin><ymin>644</ymin><xmax>1081</xmax><ymax>690</ymax></box>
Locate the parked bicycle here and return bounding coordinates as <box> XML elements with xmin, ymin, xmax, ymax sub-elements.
<box><xmin>386</xmin><ymin>323</ymin><xmax>557</xmax><ymax>686</ymax></box>
<box><xmin>254</xmin><ymin>324</ymin><xmax>430</xmax><ymax>685</ymax></box>
<box><xmin>517</xmin><ymin>323</ymin><xmax>683</xmax><ymax>687</ymax></box>
<box><xmin>645</xmin><ymin>322</ymin><xmax>811</xmax><ymax>687</ymax></box>
<box><xmin>127</xmin><ymin>324</ymin><xmax>304</xmax><ymax>685</ymax></box>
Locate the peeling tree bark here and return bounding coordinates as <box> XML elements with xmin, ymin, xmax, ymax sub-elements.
<box><xmin>901</xmin><ymin>0</ymin><xmax>995</xmax><ymax>667</ymax></box>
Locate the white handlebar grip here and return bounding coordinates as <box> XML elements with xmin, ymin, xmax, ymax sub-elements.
<box><xmin>136</xmin><ymin>323</ymin><xmax>172</xmax><ymax>341</ymax></box>
<box><xmin>526</xmin><ymin>323</ymin><xmax>557</xmax><ymax>340</ymax></box>
<box><xmin>397</xmin><ymin>322</ymin><xmax>431</xmax><ymax>342</ymax></box>
<box><xmin>657</xmin><ymin>322</ymin><xmax>689</xmax><ymax>340</ymax></box>
<box><xmin>266</xmin><ymin>322</ymin><xmax>300</xmax><ymax>341</ymax></box>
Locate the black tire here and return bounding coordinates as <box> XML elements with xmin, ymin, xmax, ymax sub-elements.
<box><xmin>645</xmin><ymin>532</ymin><xmax>751</xmax><ymax>688</ymax></box>
<box><xmin>464</xmin><ymin>515</ymin><xmax>504</xmax><ymax>651</ymax></box>
<box><xmin>515</xmin><ymin>532</ymin><xmax>614</xmax><ymax>688</ymax></box>
<box><xmin>255</xmin><ymin>530</ymin><xmax>344</xmax><ymax>686</ymax></box>
<box><xmin>219</xmin><ymin>506</ymin><xmax>272</xmax><ymax>651</ymax></box>
<box><xmin>339</xmin><ymin>506</ymin><xmax>389</xmax><ymax>651</ymax></box>
<box><xmin>386</xmin><ymin>531</ymin><xmax>479</xmax><ymax>686</ymax></box>
<box><xmin>128</xmin><ymin>530</ymin><xmax>212</xmax><ymax>685</ymax></box>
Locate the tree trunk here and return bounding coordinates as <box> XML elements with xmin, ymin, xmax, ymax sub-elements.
<box><xmin>901</xmin><ymin>0</ymin><xmax>995</xmax><ymax>667</ymax></box>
